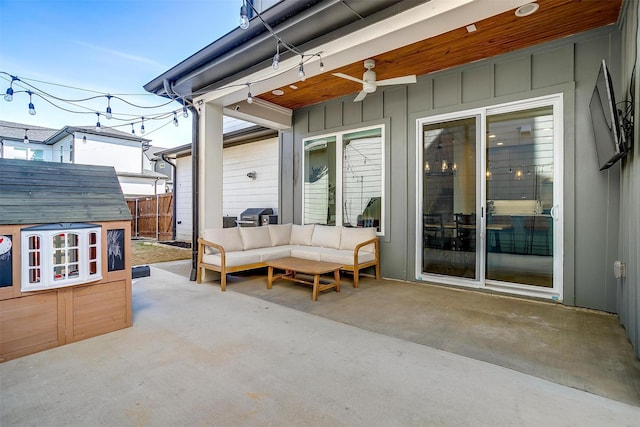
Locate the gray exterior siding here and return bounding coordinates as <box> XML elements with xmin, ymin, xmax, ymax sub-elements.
<box><xmin>282</xmin><ymin>25</ymin><xmax>623</xmax><ymax>314</ymax></box>
<box><xmin>0</xmin><ymin>158</ymin><xmax>131</xmax><ymax>224</ymax></box>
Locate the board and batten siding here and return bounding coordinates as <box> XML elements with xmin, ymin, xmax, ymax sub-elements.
<box><xmin>175</xmin><ymin>155</ymin><xmax>193</xmax><ymax>241</ymax></box>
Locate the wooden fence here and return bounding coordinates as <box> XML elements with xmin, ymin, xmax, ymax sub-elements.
<box><xmin>126</xmin><ymin>194</ymin><xmax>174</xmax><ymax>241</ymax></box>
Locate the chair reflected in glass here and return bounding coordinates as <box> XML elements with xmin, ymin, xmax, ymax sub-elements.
<box><xmin>524</xmin><ymin>215</ymin><xmax>552</xmax><ymax>255</ymax></box>
<box><xmin>453</xmin><ymin>213</ymin><xmax>475</xmax><ymax>252</ymax></box>
<box><xmin>423</xmin><ymin>213</ymin><xmax>445</xmax><ymax>249</ymax></box>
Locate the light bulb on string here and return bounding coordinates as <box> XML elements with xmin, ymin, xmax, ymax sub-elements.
<box><xmin>4</xmin><ymin>76</ymin><xmax>18</xmax><ymax>102</ymax></box>
<box><xmin>173</xmin><ymin>112</ymin><xmax>179</xmax><ymax>127</ymax></box>
<box><xmin>82</xmin><ymin>135</ymin><xmax>87</xmax><ymax>144</ymax></box>
<box><xmin>140</xmin><ymin>117</ymin><xmax>145</xmax><ymax>134</ymax></box>
<box><xmin>27</xmin><ymin>91</ymin><xmax>36</xmax><ymax>115</ymax></box>
<box><xmin>105</xmin><ymin>95</ymin><xmax>113</xmax><ymax>119</ymax></box>
<box><xmin>319</xmin><ymin>55</ymin><xmax>325</xmax><ymax>72</ymax></box>
<box><xmin>298</xmin><ymin>61</ymin><xmax>306</xmax><ymax>81</ymax></box>
<box><xmin>239</xmin><ymin>1</ymin><xmax>250</xmax><ymax>29</ymax></box>
<box><xmin>95</xmin><ymin>112</ymin><xmax>101</xmax><ymax>132</ymax></box>
<box><xmin>23</xmin><ymin>129</ymin><xmax>29</xmax><ymax>144</ymax></box>
<box><xmin>131</xmin><ymin>123</ymin><xmax>135</xmax><ymax>135</ymax></box>
<box><xmin>182</xmin><ymin>105</ymin><xmax>189</xmax><ymax>118</ymax></box>
<box><xmin>272</xmin><ymin>43</ymin><xmax>280</xmax><ymax>70</ymax></box>
<box><xmin>246</xmin><ymin>84</ymin><xmax>253</xmax><ymax>104</ymax></box>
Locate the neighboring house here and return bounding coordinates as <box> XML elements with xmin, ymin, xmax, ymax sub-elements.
<box><xmin>144</xmin><ymin>0</ymin><xmax>639</xmax><ymax>359</ymax></box>
<box><xmin>157</xmin><ymin>124</ymin><xmax>278</xmax><ymax>241</ymax></box>
<box><xmin>0</xmin><ymin>120</ymin><xmax>167</xmax><ymax>197</ymax></box>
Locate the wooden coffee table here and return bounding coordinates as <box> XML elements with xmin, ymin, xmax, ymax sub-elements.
<box><xmin>265</xmin><ymin>257</ymin><xmax>342</xmax><ymax>301</ymax></box>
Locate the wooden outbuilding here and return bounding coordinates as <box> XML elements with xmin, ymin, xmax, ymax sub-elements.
<box><xmin>0</xmin><ymin>158</ymin><xmax>133</xmax><ymax>362</ymax></box>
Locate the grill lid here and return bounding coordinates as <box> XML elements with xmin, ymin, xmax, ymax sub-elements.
<box><xmin>241</xmin><ymin>208</ymin><xmax>274</xmax><ymax>217</ymax></box>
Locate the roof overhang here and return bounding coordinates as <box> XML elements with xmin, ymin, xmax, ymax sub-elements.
<box><xmin>145</xmin><ymin>0</ymin><xmax>622</xmax><ymax>122</ymax></box>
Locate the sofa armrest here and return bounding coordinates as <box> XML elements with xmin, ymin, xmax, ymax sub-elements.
<box><xmin>197</xmin><ymin>237</ymin><xmax>227</xmax><ymax>266</ymax></box>
<box><xmin>353</xmin><ymin>236</ymin><xmax>379</xmax><ymax>266</ymax></box>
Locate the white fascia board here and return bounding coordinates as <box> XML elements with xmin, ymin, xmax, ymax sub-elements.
<box><xmin>195</xmin><ymin>0</ymin><xmax>530</xmax><ymax>108</ymax></box>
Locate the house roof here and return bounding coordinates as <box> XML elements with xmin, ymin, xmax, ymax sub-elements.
<box><xmin>145</xmin><ymin>0</ymin><xmax>622</xmax><ymax>111</ymax></box>
<box><xmin>0</xmin><ymin>121</ymin><xmax>151</xmax><ymax>145</ymax></box>
<box><xmin>0</xmin><ymin>158</ymin><xmax>131</xmax><ymax>225</ymax></box>
<box><xmin>0</xmin><ymin>120</ymin><xmax>57</xmax><ymax>143</ymax></box>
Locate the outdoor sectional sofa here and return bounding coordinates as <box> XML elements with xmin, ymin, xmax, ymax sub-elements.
<box><xmin>197</xmin><ymin>223</ymin><xmax>380</xmax><ymax>291</ymax></box>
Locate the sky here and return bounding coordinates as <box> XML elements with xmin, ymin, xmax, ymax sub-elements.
<box><xmin>0</xmin><ymin>0</ymin><xmax>242</xmax><ymax>149</ymax></box>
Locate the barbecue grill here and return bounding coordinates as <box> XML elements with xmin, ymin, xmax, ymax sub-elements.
<box><xmin>237</xmin><ymin>208</ymin><xmax>274</xmax><ymax>227</ymax></box>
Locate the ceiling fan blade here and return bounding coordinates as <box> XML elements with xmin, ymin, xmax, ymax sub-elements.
<box><xmin>353</xmin><ymin>91</ymin><xmax>367</xmax><ymax>102</ymax></box>
<box><xmin>376</xmin><ymin>75</ymin><xmax>417</xmax><ymax>86</ymax></box>
<box><xmin>333</xmin><ymin>72</ymin><xmax>365</xmax><ymax>84</ymax></box>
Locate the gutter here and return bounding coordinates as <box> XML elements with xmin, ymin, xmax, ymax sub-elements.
<box><xmin>189</xmin><ymin>106</ymin><xmax>199</xmax><ymax>281</ymax></box>
<box><xmin>161</xmin><ymin>152</ymin><xmax>177</xmax><ymax>240</ymax></box>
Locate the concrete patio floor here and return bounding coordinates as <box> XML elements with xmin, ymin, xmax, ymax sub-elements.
<box><xmin>1</xmin><ymin>260</ymin><xmax>639</xmax><ymax>426</ymax></box>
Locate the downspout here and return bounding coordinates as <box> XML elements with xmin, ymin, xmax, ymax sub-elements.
<box><xmin>161</xmin><ymin>153</ymin><xmax>177</xmax><ymax>240</ymax></box>
<box><xmin>190</xmin><ymin>106</ymin><xmax>200</xmax><ymax>281</ymax></box>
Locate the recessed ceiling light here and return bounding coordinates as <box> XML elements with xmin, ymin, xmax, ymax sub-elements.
<box><xmin>489</xmin><ymin>134</ymin><xmax>496</xmax><ymax>138</ymax></box>
<box><xmin>515</xmin><ymin>2</ymin><xmax>539</xmax><ymax>17</ymax></box>
<box><xmin>289</xmin><ymin>85</ymin><xmax>298</xmax><ymax>90</ymax></box>
<box><xmin>466</xmin><ymin>24</ymin><xmax>477</xmax><ymax>33</ymax></box>
<box><xmin>497</xmin><ymin>142</ymin><xmax>504</xmax><ymax>146</ymax></box>
<box><xmin>271</xmin><ymin>89</ymin><xmax>284</xmax><ymax>96</ymax></box>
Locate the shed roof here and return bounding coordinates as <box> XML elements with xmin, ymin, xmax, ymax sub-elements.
<box><xmin>0</xmin><ymin>158</ymin><xmax>131</xmax><ymax>225</ymax></box>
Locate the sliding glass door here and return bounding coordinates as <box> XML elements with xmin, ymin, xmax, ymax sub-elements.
<box><xmin>421</xmin><ymin>116</ymin><xmax>479</xmax><ymax>281</ymax></box>
<box><xmin>417</xmin><ymin>95</ymin><xmax>563</xmax><ymax>299</ymax></box>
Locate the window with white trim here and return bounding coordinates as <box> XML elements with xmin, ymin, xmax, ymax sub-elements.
<box><xmin>302</xmin><ymin>125</ymin><xmax>384</xmax><ymax>234</ymax></box>
<box><xmin>21</xmin><ymin>223</ymin><xmax>102</xmax><ymax>291</ymax></box>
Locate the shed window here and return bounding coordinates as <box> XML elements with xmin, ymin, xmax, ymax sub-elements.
<box><xmin>21</xmin><ymin>224</ymin><xmax>102</xmax><ymax>291</ymax></box>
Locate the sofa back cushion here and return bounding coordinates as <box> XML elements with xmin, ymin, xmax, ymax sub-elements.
<box><xmin>268</xmin><ymin>223</ymin><xmax>292</xmax><ymax>246</ymax></box>
<box><xmin>311</xmin><ymin>225</ymin><xmax>342</xmax><ymax>249</ymax></box>
<box><xmin>202</xmin><ymin>227</ymin><xmax>244</xmax><ymax>254</ymax></box>
<box><xmin>339</xmin><ymin>227</ymin><xmax>377</xmax><ymax>253</ymax></box>
<box><xmin>239</xmin><ymin>226</ymin><xmax>272</xmax><ymax>250</ymax></box>
<box><xmin>289</xmin><ymin>224</ymin><xmax>315</xmax><ymax>246</ymax></box>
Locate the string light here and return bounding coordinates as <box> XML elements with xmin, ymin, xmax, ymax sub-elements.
<box><xmin>26</xmin><ymin>90</ymin><xmax>36</xmax><ymax>115</ymax></box>
<box><xmin>82</xmin><ymin>134</ymin><xmax>87</xmax><ymax>143</ymax></box>
<box><xmin>105</xmin><ymin>95</ymin><xmax>113</xmax><ymax>119</ymax></box>
<box><xmin>23</xmin><ymin>129</ymin><xmax>29</xmax><ymax>144</ymax></box>
<box><xmin>182</xmin><ymin>104</ymin><xmax>189</xmax><ymax>118</ymax></box>
<box><xmin>239</xmin><ymin>0</ymin><xmax>250</xmax><ymax>29</ymax></box>
<box><xmin>298</xmin><ymin>60</ymin><xmax>306</xmax><ymax>81</ymax></box>
<box><xmin>4</xmin><ymin>75</ymin><xmax>18</xmax><ymax>102</ymax></box>
<box><xmin>246</xmin><ymin>84</ymin><xmax>253</xmax><ymax>104</ymax></box>
<box><xmin>272</xmin><ymin>42</ymin><xmax>280</xmax><ymax>70</ymax></box>
<box><xmin>95</xmin><ymin>112</ymin><xmax>101</xmax><ymax>132</ymax></box>
<box><xmin>140</xmin><ymin>117</ymin><xmax>145</xmax><ymax>134</ymax></box>
<box><xmin>131</xmin><ymin>123</ymin><xmax>135</xmax><ymax>134</ymax></box>
<box><xmin>173</xmin><ymin>111</ymin><xmax>179</xmax><ymax>127</ymax></box>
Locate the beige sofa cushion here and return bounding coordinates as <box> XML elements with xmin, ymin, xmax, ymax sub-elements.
<box><xmin>339</xmin><ymin>227</ymin><xmax>377</xmax><ymax>253</ymax></box>
<box><xmin>202</xmin><ymin>227</ymin><xmax>243</xmax><ymax>254</ymax></box>
<box><xmin>311</xmin><ymin>225</ymin><xmax>342</xmax><ymax>249</ymax></box>
<box><xmin>268</xmin><ymin>223</ymin><xmax>292</xmax><ymax>246</ymax></box>
<box><xmin>290</xmin><ymin>224</ymin><xmax>315</xmax><ymax>246</ymax></box>
<box><xmin>239</xmin><ymin>226</ymin><xmax>272</xmax><ymax>250</ymax></box>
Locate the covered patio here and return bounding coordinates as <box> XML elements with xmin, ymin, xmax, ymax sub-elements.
<box><xmin>1</xmin><ymin>260</ymin><xmax>638</xmax><ymax>425</ymax></box>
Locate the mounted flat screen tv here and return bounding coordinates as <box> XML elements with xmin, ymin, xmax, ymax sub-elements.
<box><xmin>589</xmin><ymin>59</ymin><xmax>627</xmax><ymax>170</ymax></box>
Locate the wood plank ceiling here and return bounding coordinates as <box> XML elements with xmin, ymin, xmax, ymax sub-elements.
<box><xmin>258</xmin><ymin>0</ymin><xmax>622</xmax><ymax>110</ymax></box>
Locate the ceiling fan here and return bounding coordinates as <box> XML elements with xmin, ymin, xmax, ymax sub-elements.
<box><xmin>332</xmin><ymin>59</ymin><xmax>417</xmax><ymax>102</ymax></box>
